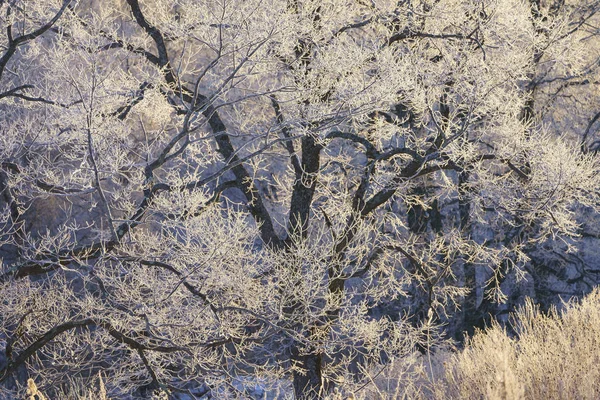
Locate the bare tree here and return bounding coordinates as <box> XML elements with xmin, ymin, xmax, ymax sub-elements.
<box><xmin>0</xmin><ymin>0</ymin><xmax>599</xmax><ymax>398</ymax></box>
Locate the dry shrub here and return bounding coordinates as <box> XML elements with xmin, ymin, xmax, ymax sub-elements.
<box><xmin>26</xmin><ymin>378</ymin><xmax>47</xmax><ymax>400</ymax></box>
<box><xmin>328</xmin><ymin>347</ymin><xmax>454</xmax><ymax>400</ymax></box>
<box><xmin>359</xmin><ymin>355</ymin><xmax>431</xmax><ymax>400</ymax></box>
<box><xmin>49</xmin><ymin>372</ymin><xmax>110</xmax><ymax>400</ymax></box>
<box><xmin>439</xmin><ymin>288</ymin><xmax>600</xmax><ymax>400</ymax></box>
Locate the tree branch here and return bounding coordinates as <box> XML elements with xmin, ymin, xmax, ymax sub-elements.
<box><xmin>0</xmin><ymin>0</ymin><xmax>72</xmax><ymax>79</ymax></box>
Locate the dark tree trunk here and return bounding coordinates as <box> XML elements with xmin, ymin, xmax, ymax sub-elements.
<box><xmin>287</xmin><ymin>135</ymin><xmax>321</xmax><ymax>242</ymax></box>
<box><xmin>0</xmin><ymin>169</ymin><xmax>24</xmax><ymax>261</ymax></box>
<box><xmin>457</xmin><ymin>169</ymin><xmax>478</xmax><ymax>341</ymax></box>
<box><xmin>407</xmin><ymin>185</ymin><xmax>429</xmax><ymax>234</ymax></box>
<box><xmin>291</xmin><ymin>348</ymin><xmax>323</xmax><ymax>399</ymax></box>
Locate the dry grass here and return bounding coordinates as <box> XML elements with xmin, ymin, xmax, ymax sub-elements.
<box><xmin>352</xmin><ymin>288</ymin><xmax>600</xmax><ymax>400</ymax></box>
<box><xmin>25</xmin><ymin>372</ymin><xmax>110</xmax><ymax>400</ymax></box>
<box><xmin>26</xmin><ymin>378</ymin><xmax>47</xmax><ymax>400</ymax></box>
<box><xmin>438</xmin><ymin>288</ymin><xmax>600</xmax><ymax>400</ymax></box>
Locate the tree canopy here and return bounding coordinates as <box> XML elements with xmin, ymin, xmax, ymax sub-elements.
<box><xmin>0</xmin><ymin>0</ymin><xmax>599</xmax><ymax>398</ymax></box>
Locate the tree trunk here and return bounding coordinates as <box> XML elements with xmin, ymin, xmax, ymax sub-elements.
<box><xmin>292</xmin><ymin>348</ymin><xmax>323</xmax><ymax>400</ymax></box>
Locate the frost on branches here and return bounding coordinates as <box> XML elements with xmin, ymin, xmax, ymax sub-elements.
<box><xmin>0</xmin><ymin>0</ymin><xmax>599</xmax><ymax>398</ymax></box>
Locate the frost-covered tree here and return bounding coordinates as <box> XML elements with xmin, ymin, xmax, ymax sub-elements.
<box><xmin>0</xmin><ymin>0</ymin><xmax>599</xmax><ymax>398</ymax></box>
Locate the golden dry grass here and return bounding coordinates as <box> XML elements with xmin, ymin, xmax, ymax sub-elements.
<box><xmin>352</xmin><ymin>288</ymin><xmax>600</xmax><ymax>400</ymax></box>
<box><xmin>438</xmin><ymin>288</ymin><xmax>600</xmax><ymax>400</ymax></box>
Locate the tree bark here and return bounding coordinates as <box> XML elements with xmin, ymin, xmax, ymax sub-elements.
<box><xmin>292</xmin><ymin>348</ymin><xmax>323</xmax><ymax>400</ymax></box>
